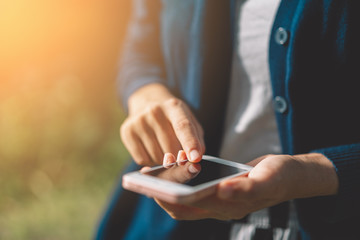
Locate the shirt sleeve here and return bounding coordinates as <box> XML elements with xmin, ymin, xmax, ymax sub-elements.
<box><xmin>117</xmin><ymin>0</ymin><xmax>166</xmax><ymax>112</ymax></box>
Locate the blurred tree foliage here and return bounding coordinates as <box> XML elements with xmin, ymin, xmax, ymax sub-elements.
<box><xmin>0</xmin><ymin>1</ymin><xmax>131</xmax><ymax>239</ymax></box>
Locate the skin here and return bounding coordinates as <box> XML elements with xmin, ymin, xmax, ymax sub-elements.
<box><xmin>143</xmin><ymin>151</ymin><xmax>201</xmax><ymax>184</ymax></box>
<box><xmin>120</xmin><ymin>83</ymin><xmax>205</xmax><ymax>166</ymax></box>
<box><xmin>156</xmin><ymin>152</ymin><xmax>338</xmax><ymax>220</ymax></box>
<box><xmin>120</xmin><ymin>83</ymin><xmax>339</xmax><ymax>220</ymax></box>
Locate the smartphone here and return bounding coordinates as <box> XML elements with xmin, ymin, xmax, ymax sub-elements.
<box><xmin>122</xmin><ymin>155</ymin><xmax>252</xmax><ymax>204</ymax></box>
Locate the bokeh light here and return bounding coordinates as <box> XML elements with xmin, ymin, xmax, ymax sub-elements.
<box><xmin>0</xmin><ymin>1</ymin><xmax>131</xmax><ymax>239</ymax></box>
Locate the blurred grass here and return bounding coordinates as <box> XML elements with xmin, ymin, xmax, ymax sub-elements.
<box><xmin>0</xmin><ymin>78</ymin><xmax>129</xmax><ymax>240</ymax></box>
<box><xmin>0</xmin><ymin>1</ymin><xmax>131</xmax><ymax>239</ymax></box>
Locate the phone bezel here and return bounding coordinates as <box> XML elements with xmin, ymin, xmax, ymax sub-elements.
<box><xmin>122</xmin><ymin>155</ymin><xmax>252</xmax><ymax>203</ymax></box>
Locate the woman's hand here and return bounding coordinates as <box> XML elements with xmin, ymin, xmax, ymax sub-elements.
<box><xmin>155</xmin><ymin>153</ymin><xmax>339</xmax><ymax>220</ymax></box>
<box><xmin>120</xmin><ymin>83</ymin><xmax>205</xmax><ymax>166</ymax></box>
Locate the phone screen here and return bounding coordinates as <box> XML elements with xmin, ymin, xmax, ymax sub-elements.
<box><xmin>143</xmin><ymin>160</ymin><xmax>248</xmax><ymax>187</ymax></box>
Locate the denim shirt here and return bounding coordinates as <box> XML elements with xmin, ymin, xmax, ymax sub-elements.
<box><xmin>117</xmin><ymin>0</ymin><xmax>360</xmax><ymax>239</ymax></box>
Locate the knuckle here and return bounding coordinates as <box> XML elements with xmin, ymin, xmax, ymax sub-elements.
<box><xmin>145</xmin><ymin>104</ymin><xmax>162</xmax><ymax>117</ymax></box>
<box><xmin>120</xmin><ymin>121</ymin><xmax>133</xmax><ymax>140</ymax></box>
<box><xmin>132</xmin><ymin>115</ymin><xmax>147</xmax><ymax>130</ymax></box>
<box><xmin>165</xmin><ymin>97</ymin><xmax>183</xmax><ymax>108</ymax></box>
<box><xmin>174</xmin><ymin>118</ymin><xmax>192</xmax><ymax>132</ymax></box>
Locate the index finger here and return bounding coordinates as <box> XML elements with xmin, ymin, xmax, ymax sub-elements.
<box><xmin>164</xmin><ymin>99</ymin><xmax>204</xmax><ymax>162</ymax></box>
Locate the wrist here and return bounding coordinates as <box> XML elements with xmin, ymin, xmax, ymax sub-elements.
<box><xmin>292</xmin><ymin>153</ymin><xmax>339</xmax><ymax>198</ymax></box>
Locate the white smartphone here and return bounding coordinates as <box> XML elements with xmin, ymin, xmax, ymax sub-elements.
<box><xmin>122</xmin><ymin>155</ymin><xmax>252</xmax><ymax>204</ymax></box>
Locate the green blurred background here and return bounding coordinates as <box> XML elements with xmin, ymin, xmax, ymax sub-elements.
<box><xmin>0</xmin><ymin>1</ymin><xmax>131</xmax><ymax>239</ymax></box>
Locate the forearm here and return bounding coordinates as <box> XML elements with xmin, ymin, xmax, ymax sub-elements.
<box><xmin>117</xmin><ymin>0</ymin><xmax>165</xmax><ymax>110</ymax></box>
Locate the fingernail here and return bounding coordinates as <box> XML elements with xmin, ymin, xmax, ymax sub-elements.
<box><xmin>189</xmin><ymin>150</ymin><xmax>200</xmax><ymax>162</ymax></box>
<box><xmin>177</xmin><ymin>150</ymin><xmax>186</xmax><ymax>161</ymax></box>
<box><xmin>177</xmin><ymin>150</ymin><xmax>187</xmax><ymax>165</ymax></box>
<box><xmin>163</xmin><ymin>153</ymin><xmax>172</xmax><ymax>167</ymax></box>
<box><xmin>188</xmin><ymin>163</ymin><xmax>200</xmax><ymax>174</ymax></box>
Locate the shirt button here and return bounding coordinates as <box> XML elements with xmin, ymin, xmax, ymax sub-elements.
<box><xmin>273</xmin><ymin>96</ymin><xmax>288</xmax><ymax>114</ymax></box>
<box><xmin>275</xmin><ymin>27</ymin><xmax>289</xmax><ymax>45</ymax></box>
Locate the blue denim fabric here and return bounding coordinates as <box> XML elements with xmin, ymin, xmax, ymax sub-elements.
<box><xmin>123</xmin><ymin>195</ymin><xmax>176</xmax><ymax>240</ymax></box>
